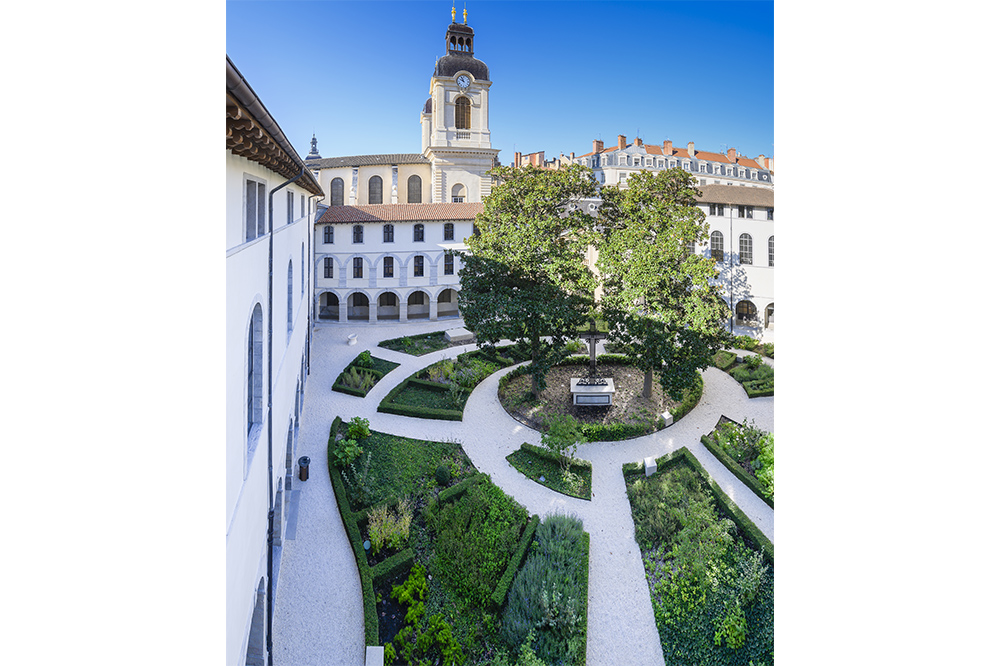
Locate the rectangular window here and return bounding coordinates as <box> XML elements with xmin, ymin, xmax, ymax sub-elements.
<box><xmin>767</xmin><ymin>208</ymin><xmax>774</xmax><ymax>220</ymax></box>
<box><xmin>452</xmin><ymin>196</ymin><xmax>464</xmax><ymax>203</ymax></box>
<box><xmin>353</xmin><ymin>257</ymin><xmax>363</xmax><ymax>279</ymax></box>
<box><xmin>383</xmin><ymin>257</ymin><xmax>393</xmax><ymax>278</ymax></box>
<box><xmin>383</xmin><ymin>225</ymin><xmax>394</xmax><ymax>243</ymax></box>
<box><xmin>245</xmin><ymin>178</ymin><xmax>266</xmax><ymax>241</ymax></box>
<box><xmin>746</xmin><ymin>206</ymin><xmax>755</xmax><ymax>218</ymax></box>
<box><xmin>444</xmin><ymin>223</ymin><xmax>454</xmax><ymax>241</ymax></box>
<box><xmin>323</xmin><ymin>226</ymin><xmax>334</xmax><ymax>244</ymax></box>
<box><xmin>353</xmin><ymin>225</ymin><xmax>363</xmax><ymax>244</ymax></box>
<box><xmin>414</xmin><ymin>224</ymin><xmax>424</xmax><ymax>242</ymax></box>
<box><xmin>413</xmin><ymin>255</ymin><xmax>424</xmax><ymax>277</ymax></box>
<box><xmin>738</xmin><ymin>205</ymin><xmax>746</xmax><ymax>218</ymax></box>
<box><xmin>699</xmin><ymin>163</ymin><xmax>706</xmax><ymax>173</ymax></box>
<box><xmin>287</xmin><ymin>191</ymin><xmax>294</xmax><ymax>225</ymax></box>
<box><xmin>324</xmin><ymin>258</ymin><xmax>333</xmax><ymax>279</ymax></box>
<box><xmin>444</xmin><ymin>254</ymin><xmax>454</xmax><ymax>275</ymax></box>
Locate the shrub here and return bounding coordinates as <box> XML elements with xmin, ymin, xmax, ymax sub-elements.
<box><xmin>331</xmin><ymin>437</ymin><xmax>363</xmax><ymax>468</ymax></box>
<box><xmin>347</xmin><ymin>416</ymin><xmax>371</xmax><ymax>441</ymax></box>
<box><xmin>429</xmin><ymin>478</ymin><xmax>529</xmax><ymax>608</ymax></box>
<box><xmin>426</xmin><ymin>359</ymin><xmax>455</xmax><ymax>384</ymax></box>
<box><xmin>501</xmin><ymin>515</ymin><xmax>587</xmax><ymax>665</ymax></box>
<box><xmin>540</xmin><ymin>414</ymin><xmax>582</xmax><ymax>473</ymax></box>
<box><xmin>758</xmin><ymin>342</ymin><xmax>773</xmax><ymax>358</ymax></box>
<box><xmin>368</xmin><ymin>498</ymin><xmax>412</xmax><ymax>555</ymax></box>
<box><xmin>744</xmin><ymin>354</ymin><xmax>762</xmax><ymax>370</ymax></box>
<box><xmin>339</xmin><ymin>366</ymin><xmax>376</xmax><ymax>392</ymax></box>
<box><xmin>453</xmin><ymin>357</ymin><xmax>495</xmax><ymax>389</ymax></box>
<box><xmin>733</xmin><ymin>335</ymin><xmax>758</xmax><ymax>350</ymax></box>
<box><xmin>356</xmin><ymin>349</ymin><xmax>374</xmax><ymax>368</ymax></box>
<box><xmin>435</xmin><ymin>464</ymin><xmax>452</xmax><ymax>487</ymax></box>
<box><xmin>564</xmin><ymin>339</ymin><xmax>585</xmax><ymax>354</ymax></box>
<box><xmin>341</xmin><ymin>451</ymin><xmax>376</xmax><ymax>509</ymax></box>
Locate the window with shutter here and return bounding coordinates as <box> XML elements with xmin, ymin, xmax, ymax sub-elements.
<box><xmin>324</xmin><ymin>258</ymin><xmax>333</xmax><ymax>279</ymax></box>
<box><xmin>324</xmin><ymin>226</ymin><xmax>334</xmax><ymax>244</ymax></box>
<box><xmin>444</xmin><ymin>254</ymin><xmax>454</xmax><ymax>275</ymax></box>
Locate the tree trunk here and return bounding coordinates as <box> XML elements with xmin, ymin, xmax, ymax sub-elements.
<box><xmin>530</xmin><ymin>338</ymin><xmax>541</xmax><ymax>399</ymax></box>
<box><xmin>643</xmin><ymin>367</ymin><xmax>654</xmax><ymax>400</ymax></box>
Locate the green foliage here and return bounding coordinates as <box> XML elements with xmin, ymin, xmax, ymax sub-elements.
<box><xmin>428</xmin><ymin>477</ymin><xmax>529</xmax><ymax>609</ymax></box>
<box><xmin>713</xmin><ymin>350</ymin><xmax>737</xmax><ymax>370</ymax></box>
<box><xmin>564</xmin><ymin>339</ymin><xmax>585</xmax><ymax>354</ymax></box>
<box><xmin>338</xmin><ymin>366</ymin><xmax>377</xmax><ymax>392</ymax></box>
<box><xmin>506</xmin><ymin>444</ymin><xmax>591</xmax><ymax>500</ymax></box>
<box><xmin>435</xmin><ymin>464</ymin><xmax>452</xmax><ymax>487</ymax></box>
<box><xmin>744</xmin><ymin>353</ymin><xmax>763</xmax><ymax>370</ymax></box>
<box><xmin>540</xmin><ymin>413</ymin><xmax>582</xmax><ymax>472</ymax></box>
<box><xmin>758</xmin><ymin>342</ymin><xmax>774</xmax><ymax>358</ymax></box>
<box><xmin>501</xmin><ymin>515</ymin><xmax>588</xmax><ymax>666</ymax></box>
<box><xmin>341</xmin><ymin>452</ymin><xmax>376</xmax><ymax>508</ymax></box>
<box><xmin>597</xmin><ymin>168</ymin><xmax>730</xmax><ymax>400</ymax></box>
<box><xmin>753</xmin><ymin>435</ymin><xmax>774</xmax><ymax>500</ymax></box>
<box><xmin>458</xmin><ymin>164</ymin><xmax>600</xmax><ymax>396</ymax></box>
<box><xmin>390</xmin><ymin>565</ymin><xmax>467</xmax><ymax>666</ymax></box>
<box><xmin>368</xmin><ymin>499</ymin><xmax>413</xmax><ymax>555</ymax></box>
<box><xmin>347</xmin><ymin>416</ymin><xmax>371</xmax><ymax>441</ymax></box>
<box><xmin>733</xmin><ymin>335</ymin><xmax>759</xmax><ymax>350</ymax></box>
<box><xmin>426</xmin><ymin>358</ymin><xmax>456</xmax><ymax>383</ymax></box>
<box><xmin>331</xmin><ymin>437</ymin><xmax>363</xmax><ymax>468</ymax></box>
<box><xmin>356</xmin><ymin>349</ymin><xmax>375</xmax><ymax>368</ymax></box>
<box><xmin>379</xmin><ymin>331</ymin><xmax>454</xmax><ymax>356</ymax></box>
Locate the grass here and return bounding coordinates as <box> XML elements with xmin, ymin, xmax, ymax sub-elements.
<box><xmin>505</xmin><ymin>443</ymin><xmax>591</xmax><ymax>500</ymax></box>
<box><xmin>378</xmin><ymin>331</ymin><xmax>454</xmax><ymax>356</ymax></box>
<box><xmin>394</xmin><ymin>383</ymin><xmax>462</xmax><ymax>411</ymax></box>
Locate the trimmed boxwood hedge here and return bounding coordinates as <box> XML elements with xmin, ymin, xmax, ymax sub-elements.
<box><xmin>624</xmin><ymin>447</ymin><xmax>773</xmax><ymax>564</ymax></box>
<box><xmin>332</xmin><ymin>366</ymin><xmax>385</xmax><ymax>397</ymax></box>
<box><xmin>491</xmin><ymin>514</ymin><xmax>541</xmax><ymax>608</ymax></box>
<box><xmin>701</xmin><ymin>435</ymin><xmax>774</xmax><ymax>509</ymax></box>
<box><xmin>507</xmin><ymin>443</ymin><xmax>592</xmax><ymax>500</ymax></box>
<box><xmin>377</xmin><ymin>375</ymin><xmax>464</xmax><ymax>421</ymax></box>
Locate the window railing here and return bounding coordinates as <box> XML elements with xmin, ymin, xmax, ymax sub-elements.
<box><xmin>456</xmin><ymin>131</ymin><xmax>471</xmax><ymax>140</ymax></box>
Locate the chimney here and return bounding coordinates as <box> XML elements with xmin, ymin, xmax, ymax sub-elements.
<box><xmin>618</xmin><ymin>134</ymin><xmax>626</xmax><ymax>150</ymax></box>
<box><xmin>755</xmin><ymin>155</ymin><xmax>767</xmax><ymax>168</ymax></box>
<box><xmin>727</xmin><ymin>147</ymin><xmax>736</xmax><ymax>162</ymax></box>
<box><xmin>570</xmin><ymin>152</ymin><xmax>575</xmax><ymax>160</ymax></box>
<box><xmin>633</xmin><ymin>137</ymin><xmax>642</xmax><ymax>147</ymax></box>
<box><xmin>687</xmin><ymin>142</ymin><xmax>695</xmax><ymax>158</ymax></box>
<box><xmin>514</xmin><ymin>152</ymin><xmax>521</xmax><ymax>168</ymax></box>
<box><xmin>663</xmin><ymin>140</ymin><xmax>672</xmax><ymax>155</ymax></box>
<box><xmin>593</xmin><ymin>139</ymin><xmax>604</xmax><ymax>154</ymax></box>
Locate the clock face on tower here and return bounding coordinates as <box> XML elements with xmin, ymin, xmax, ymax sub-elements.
<box><xmin>457</xmin><ymin>75</ymin><xmax>470</xmax><ymax>90</ymax></box>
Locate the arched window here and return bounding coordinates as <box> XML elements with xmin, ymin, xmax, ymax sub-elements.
<box><xmin>739</xmin><ymin>233</ymin><xmax>753</xmax><ymax>265</ymax></box>
<box><xmin>353</xmin><ymin>225</ymin><xmax>363</xmax><ymax>244</ymax></box>
<box><xmin>451</xmin><ymin>183</ymin><xmax>466</xmax><ymax>203</ymax></box>
<box><xmin>407</xmin><ymin>175</ymin><xmax>422</xmax><ymax>203</ymax></box>
<box><xmin>324</xmin><ymin>257</ymin><xmax>334</xmax><ymax>279</ymax></box>
<box><xmin>383</xmin><ymin>224</ymin><xmax>394</xmax><ymax>243</ymax></box>
<box><xmin>736</xmin><ymin>300</ymin><xmax>757</xmax><ymax>322</ymax></box>
<box><xmin>710</xmin><ymin>231</ymin><xmax>724</xmax><ymax>262</ymax></box>
<box><xmin>768</xmin><ymin>236</ymin><xmax>774</xmax><ymax>267</ymax></box>
<box><xmin>330</xmin><ymin>178</ymin><xmax>344</xmax><ymax>206</ymax></box>
<box><xmin>323</xmin><ymin>226</ymin><xmax>334</xmax><ymax>244</ymax></box>
<box><xmin>413</xmin><ymin>224</ymin><xmax>424</xmax><ymax>242</ymax></box>
<box><xmin>444</xmin><ymin>223</ymin><xmax>455</xmax><ymax>241</ymax></box>
<box><xmin>455</xmin><ymin>97</ymin><xmax>471</xmax><ymax>130</ymax></box>
<box><xmin>368</xmin><ymin>175</ymin><xmax>383</xmax><ymax>204</ymax></box>
<box><xmin>247</xmin><ymin>304</ymin><xmax>263</xmax><ymax>437</ymax></box>
<box><xmin>287</xmin><ymin>261</ymin><xmax>293</xmax><ymax>337</ymax></box>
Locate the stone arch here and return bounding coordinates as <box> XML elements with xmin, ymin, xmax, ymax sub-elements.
<box><xmin>347</xmin><ymin>291</ymin><xmax>370</xmax><ymax>321</ymax></box>
<box><xmin>735</xmin><ymin>299</ymin><xmax>758</xmax><ymax>323</ymax></box>
<box><xmin>406</xmin><ymin>289</ymin><xmax>431</xmax><ymax>320</ymax></box>
<box><xmin>451</xmin><ymin>182</ymin><xmax>467</xmax><ymax>202</ymax></box>
<box><xmin>376</xmin><ymin>288</ymin><xmax>403</xmax><ymax>320</ymax></box>
<box><xmin>436</xmin><ymin>287</ymin><xmax>459</xmax><ymax>318</ymax></box>
<box><xmin>317</xmin><ymin>291</ymin><xmax>339</xmax><ymax>320</ymax></box>
<box><xmin>764</xmin><ymin>302</ymin><xmax>775</xmax><ymax>329</ymax></box>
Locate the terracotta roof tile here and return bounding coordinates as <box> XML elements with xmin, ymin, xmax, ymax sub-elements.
<box><xmin>317</xmin><ymin>202</ymin><xmax>483</xmax><ymax>224</ymax></box>
<box><xmin>696</xmin><ymin>184</ymin><xmax>773</xmax><ymax>206</ymax></box>
<box><xmin>644</xmin><ymin>145</ymin><xmax>663</xmax><ymax>155</ymax></box>
<box><xmin>306</xmin><ymin>154</ymin><xmax>430</xmax><ymax>169</ymax></box>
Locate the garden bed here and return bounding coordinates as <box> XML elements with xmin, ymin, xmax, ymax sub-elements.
<box><xmin>499</xmin><ymin>354</ymin><xmax>703</xmax><ymax>441</ymax></box>
<box><xmin>732</xmin><ymin>335</ymin><xmax>774</xmax><ymax>358</ymax></box>
<box><xmin>327</xmin><ymin>418</ymin><xmax>584</xmax><ymax>664</ymax></box>
<box><xmin>624</xmin><ymin>447</ymin><xmax>773</xmax><ymax>665</ymax></box>
<box><xmin>378</xmin><ymin>331</ymin><xmax>471</xmax><ymax>356</ymax></box>
<box><xmin>701</xmin><ymin>416</ymin><xmax>774</xmax><ymax>506</ymax></box>
<box><xmin>332</xmin><ymin>351</ymin><xmax>400</xmax><ymax>397</ymax></box>
<box><xmin>505</xmin><ymin>442</ymin><xmax>592</xmax><ymax>500</ymax></box>
<box><xmin>714</xmin><ymin>353</ymin><xmax>774</xmax><ymax>398</ymax></box>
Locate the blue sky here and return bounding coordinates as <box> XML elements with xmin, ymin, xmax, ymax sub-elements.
<box><xmin>227</xmin><ymin>0</ymin><xmax>773</xmax><ymax>164</ymax></box>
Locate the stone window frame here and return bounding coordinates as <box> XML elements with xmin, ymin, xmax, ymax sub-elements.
<box><xmin>352</xmin><ymin>225</ymin><xmax>364</xmax><ymax>244</ymax></box>
<box><xmin>455</xmin><ymin>96</ymin><xmax>471</xmax><ymax>130</ymax></box>
<box><xmin>353</xmin><ymin>257</ymin><xmax>364</xmax><ymax>279</ymax></box>
<box><xmin>383</xmin><ymin>224</ymin><xmax>394</xmax><ymax>243</ymax></box>
<box><xmin>383</xmin><ymin>256</ymin><xmax>394</xmax><ymax>278</ymax></box>
<box><xmin>444</xmin><ymin>222</ymin><xmax>455</xmax><ymax>241</ymax></box>
<box><xmin>710</xmin><ymin>231</ymin><xmax>724</xmax><ymax>262</ymax></box>
<box><xmin>414</xmin><ymin>224</ymin><xmax>425</xmax><ymax>242</ymax></box>
<box><xmin>244</xmin><ymin>174</ymin><xmax>267</xmax><ymax>243</ymax></box>
<box><xmin>739</xmin><ymin>233</ymin><xmax>753</xmax><ymax>265</ymax></box>
<box><xmin>413</xmin><ymin>255</ymin><xmax>424</xmax><ymax>277</ymax></box>
<box><xmin>323</xmin><ymin>226</ymin><xmax>334</xmax><ymax>244</ymax></box>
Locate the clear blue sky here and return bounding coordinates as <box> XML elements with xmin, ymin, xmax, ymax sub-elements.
<box><xmin>227</xmin><ymin>0</ymin><xmax>773</xmax><ymax>164</ymax></box>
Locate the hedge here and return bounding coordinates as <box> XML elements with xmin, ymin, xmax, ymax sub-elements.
<box><xmin>700</xmin><ymin>435</ymin><xmax>774</xmax><ymax>509</ymax></box>
<box><xmin>377</xmin><ymin>375</ymin><xmax>464</xmax><ymax>421</ymax></box>
<box><xmin>713</xmin><ymin>350</ymin><xmax>738</xmax><ymax>371</ymax></box>
<box><xmin>625</xmin><ymin>447</ymin><xmax>773</xmax><ymax>564</ymax></box>
<box><xmin>490</xmin><ymin>514</ymin><xmax>541</xmax><ymax>608</ymax></box>
<box><xmin>519</xmin><ymin>442</ymin><xmax>592</xmax><ymax>472</ymax></box>
<box><xmin>332</xmin><ymin>366</ymin><xmax>386</xmax><ymax>397</ymax></box>
<box><xmin>424</xmin><ymin>473</ymin><xmax>485</xmax><ymax>518</ymax></box>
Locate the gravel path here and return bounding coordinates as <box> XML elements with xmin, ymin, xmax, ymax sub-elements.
<box><xmin>272</xmin><ymin>320</ymin><xmax>774</xmax><ymax>665</ymax></box>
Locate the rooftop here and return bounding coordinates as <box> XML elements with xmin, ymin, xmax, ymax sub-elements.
<box><xmin>317</xmin><ymin>202</ymin><xmax>483</xmax><ymax>224</ymax></box>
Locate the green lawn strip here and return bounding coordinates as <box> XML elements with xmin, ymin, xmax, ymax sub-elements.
<box><xmin>505</xmin><ymin>443</ymin><xmax>591</xmax><ymax>500</ymax></box>
<box><xmin>378</xmin><ymin>331</ymin><xmax>454</xmax><ymax>356</ymax></box>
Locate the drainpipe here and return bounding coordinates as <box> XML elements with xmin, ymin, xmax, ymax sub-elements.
<box><xmin>307</xmin><ymin>194</ymin><xmax>323</xmax><ymax>375</ymax></box>
<box><xmin>266</xmin><ymin>166</ymin><xmax>304</xmax><ymax>666</ymax></box>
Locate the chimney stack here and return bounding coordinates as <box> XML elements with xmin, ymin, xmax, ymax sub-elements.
<box><xmin>593</xmin><ymin>139</ymin><xmax>604</xmax><ymax>154</ymax></box>
<box><xmin>687</xmin><ymin>142</ymin><xmax>695</xmax><ymax>158</ymax></box>
<box><xmin>618</xmin><ymin>134</ymin><xmax>627</xmax><ymax>150</ymax></box>
<box><xmin>570</xmin><ymin>152</ymin><xmax>575</xmax><ymax>160</ymax></box>
<box><xmin>633</xmin><ymin>137</ymin><xmax>642</xmax><ymax>147</ymax></box>
<box><xmin>727</xmin><ymin>147</ymin><xmax>736</xmax><ymax>162</ymax></box>
<box><xmin>663</xmin><ymin>140</ymin><xmax>672</xmax><ymax>155</ymax></box>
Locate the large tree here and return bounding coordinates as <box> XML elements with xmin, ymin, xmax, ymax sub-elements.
<box><xmin>597</xmin><ymin>168</ymin><xmax>730</xmax><ymax>399</ymax></box>
<box><xmin>455</xmin><ymin>164</ymin><xmax>599</xmax><ymax>397</ymax></box>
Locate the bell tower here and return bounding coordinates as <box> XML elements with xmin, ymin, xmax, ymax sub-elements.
<box><xmin>421</xmin><ymin>8</ymin><xmax>499</xmax><ymax>203</ymax></box>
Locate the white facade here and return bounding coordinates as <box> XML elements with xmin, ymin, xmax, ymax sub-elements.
<box><xmin>227</xmin><ymin>58</ymin><xmax>324</xmax><ymax>666</ymax></box>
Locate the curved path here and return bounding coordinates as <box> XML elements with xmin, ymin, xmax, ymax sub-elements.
<box><xmin>272</xmin><ymin>320</ymin><xmax>774</xmax><ymax>666</ymax></box>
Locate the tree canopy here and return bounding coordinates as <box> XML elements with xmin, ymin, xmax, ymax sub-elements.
<box><xmin>596</xmin><ymin>169</ymin><xmax>730</xmax><ymax>399</ymax></box>
<box><xmin>455</xmin><ymin>164</ymin><xmax>599</xmax><ymax>396</ymax></box>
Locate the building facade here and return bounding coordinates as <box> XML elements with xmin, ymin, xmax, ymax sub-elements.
<box><xmin>226</xmin><ymin>56</ymin><xmax>325</xmax><ymax>666</ymax></box>
<box><xmin>306</xmin><ymin>11</ymin><xmax>497</xmax><ymax>325</ymax></box>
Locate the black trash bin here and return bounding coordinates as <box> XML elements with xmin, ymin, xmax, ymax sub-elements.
<box><xmin>298</xmin><ymin>456</ymin><xmax>311</xmax><ymax>481</ymax></box>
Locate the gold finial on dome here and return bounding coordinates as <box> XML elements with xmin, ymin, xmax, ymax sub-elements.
<box><xmin>463</xmin><ymin>4</ymin><xmax>467</xmax><ymax>24</ymax></box>
<box><xmin>451</xmin><ymin>2</ymin><xmax>456</xmax><ymax>22</ymax></box>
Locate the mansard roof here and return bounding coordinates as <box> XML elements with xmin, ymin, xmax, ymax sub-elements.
<box><xmin>317</xmin><ymin>202</ymin><xmax>483</xmax><ymax>224</ymax></box>
<box><xmin>696</xmin><ymin>185</ymin><xmax>774</xmax><ymax>207</ymax></box>
<box><xmin>304</xmin><ymin>154</ymin><xmax>431</xmax><ymax>169</ymax></box>
<box><xmin>434</xmin><ymin>53</ymin><xmax>490</xmax><ymax>81</ymax></box>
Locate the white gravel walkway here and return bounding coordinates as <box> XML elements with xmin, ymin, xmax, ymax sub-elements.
<box><xmin>272</xmin><ymin>320</ymin><xmax>774</xmax><ymax>666</ymax></box>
